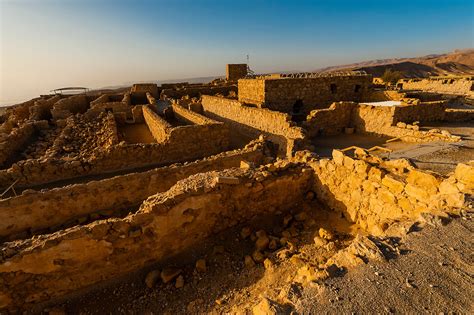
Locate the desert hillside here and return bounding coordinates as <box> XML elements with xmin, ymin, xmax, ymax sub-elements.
<box><xmin>318</xmin><ymin>49</ymin><xmax>474</xmax><ymax>77</ymax></box>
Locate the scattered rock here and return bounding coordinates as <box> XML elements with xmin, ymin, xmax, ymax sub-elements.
<box><xmin>145</xmin><ymin>270</ymin><xmax>161</xmax><ymax>288</ymax></box>
<box><xmin>195</xmin><ymin>259</ymin><xmax>207</xmax><ymax>273</ymax></box>
<box><xmin>245</xmin><ymin>255</ymin><xmax>256</xmax><ymax>267</ymax></box>
<box><xmin>252</xmin><ymin>297</ymin><xmax>287</xmax><ymax>315</ymax></box>
<box><xmin>318</xmin><ymin>228</ymin><xmax>334</xmax><ymax>240</ymax></box>
<box><xmin>161</xmin><ymin>268</ymin><xmax>182</xmax><ymax>284</ymax></box>
<box><xmin>175</xmin><ymin>275</ymin><xmax>184</xmax><ymax>288</ymax></box>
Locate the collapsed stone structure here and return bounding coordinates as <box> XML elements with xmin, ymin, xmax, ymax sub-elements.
<box><xmin>398</xmin><ymin>76</ymin><xmax>474</xmax><ymax>96</ymax></box>
<box><xmin>0</xmin><ymin>65</ymin><xmax>473</xmax><ymax>311</ymax></box>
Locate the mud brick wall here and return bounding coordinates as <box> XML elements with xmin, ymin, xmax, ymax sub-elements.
<box><xmin>304</xmin><ymin>102</ymin><xmax>357</xmax><ymax>136</ymax></box>
<box><xmin>399</xmin><ymin>77</ymin><xmax>474</xmax><ymax>95</ymax></box>
<box><xmin>51</xmin><ymin>95</ymin><xmax>91</xmax><ymax>120</ymax></box>
<box><xmin>226</xmin><ymin>64</ymin><xmax>248</xmax><ymax>81</ymax></box>
<box><xmin>238</xmin><ymin>75</ymin><xmax>372</xmax><ymax>113</ymax></box>
<box><xmin>0</xmin><ymin>141</ymin><xmax>266</xmax><ymax>240</ymax></box>
<box><xmin>0</xmin><ymin>163</ymin><xmax>312</xmax><ymax>309</ymax></box>
<box><xmin>309</xmin><ymin>150</ymin><xmax>472</xmax><ymax>235</ymax></box>
<box><xmin>201</xmin><ymin>95</ymin><xmax>306</xmax><ymax>157</ymax></box>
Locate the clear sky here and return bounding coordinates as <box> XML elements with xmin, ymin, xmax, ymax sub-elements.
<box><xmin>1</xmin><ymin>0</ymin><xmax>473</xmax><ymax>105</ymax></box>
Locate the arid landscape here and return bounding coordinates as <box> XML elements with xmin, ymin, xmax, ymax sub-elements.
<box><xmin>0</xmin><ymin>62</ymin><xmax>473</xmax><ymax>314</ymax></box>
<box><xmin>1</xmin><ymin>0</ymin><xmax>473</xmax><ymax>314</ymax></box>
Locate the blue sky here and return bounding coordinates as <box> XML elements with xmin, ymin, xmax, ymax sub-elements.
<box><xmin>1</xmin><ymin>0</ymin><xmax>473</xmax><ymax>104</ymax></box>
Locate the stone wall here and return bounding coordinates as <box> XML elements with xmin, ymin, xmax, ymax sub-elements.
<box><xmin>28</xmin><ymin>95</ymin><xmax>61</xmax><ymax>121</ymax></box>
<box><xmin>0</xmin><ymin>108</ymin><xmax>231</xmax><ymax>189</ymax></box>
<box><xmin>309</xmin><ymin>149</ymin><xmax>472</xmax><ymax>235</ymax></box>
<box><xmin>0</xmin><ymin>140</ymin><xmax>266</xmax><ymax>240</ymax></box>
<box><xmin>238</xmin><ymin>75</ymin><xmax>373</xmax><ymax>113</ymax></box>
<box><xmin>161</xmin><ymin>85</ymin><xmax>237</xmax><ymax>100</ymax></box>
<box><xmin>201</xmin><ymin>95</ymin><xmax>306</xmax><ymax>156</ymax></box>
<box><xmin>51</xmin><ymin>95</ymin><xmax>91</xmax><ymax>120</ymax></box>
<box><xmin>131</xmin><ymin>83</ymin><xmax>159</xmax><ymax>97</ymax></box>
<box><xmin>305</xmin><ymin>101</ymin><xmax>461</xmax><ymax>142</ymax></box>
<box><xmin>0</xmin><ymin>123</ymin><xmax>37</xmax><ymax>167</ymax></box>
<box><xmin>392</xmin><ymin>101</ymin><xmax>447</xmax><ymax>123</ymax></box>
<box><xmin>304</xmin><ymin>102</ymin><xmax>357</xmax><ymax>136</ymax></box>
<box><xmin>0</xmin><ymin>162</ymin><xmax>312</xmax><ymax>309</ymax></box>
<box><xmin>143</xmin><ymin>105</ymin><xmax>172</xmax><ymax>142</ymax></box>
<box><xmin>399</xmin><ymin>76</ymin><xmax>474</xmax><ymax>95</ymax></box>
<box><xmin>226</xmin><ymin>64</ymin><xmax>248</xmax><ymax>81</ymax></box>
<box><xmin>444</xmin><ymin>108</ymin><xmax>474</xmax><ymax>122</ymax></box>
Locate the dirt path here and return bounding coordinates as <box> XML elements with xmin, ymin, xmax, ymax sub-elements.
<box><xmin>297</xmin><ymin>216</ymin><xmax>474</xmax><ymax>314</ymax></box>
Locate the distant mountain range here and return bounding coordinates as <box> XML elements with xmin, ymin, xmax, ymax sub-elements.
<box><xmin>92</xmin><ymin>49</ymin><xmax>474</xmax><ymax>94</ymax></box>
<box><xmin>315</xmin><ymin>49</ymin><xmax>474</xmax><ymax>78</ymax></box>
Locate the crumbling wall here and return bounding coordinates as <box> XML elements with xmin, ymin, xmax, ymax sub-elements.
<box><xmin>309</xmin><ymin>150</ymin><xmax>472</xmax><ymax>234</ymax></box>
<box><xmin>238</xmin><ymin>75</ymin><xmax>372</xmax><ymax>113</ymax></box>
<box><xmin>0</xmin><ymin>162</ymin><xmax>312</xmax><ymax>309</ymax></box>
<box><xmin>131</xmin><ymin>83</ymin><xmax>159</xmax><ymax>98</ymax></box>
<box><xmin>304</xmin><ymin>102</ymin><xmax>357</xmax><ymax>136</ymax></box>
<box><xmin>28</xmin><ymin>95</ymin><xmax>61</xmax><ymax>121</ymax></box>
<box><xmin>0</xmin><ymin>140</ymin><xmax>266</xmax><ymax>240</ymax></box>
<box><xmin>0</xmin><ymin>123</ymin><xmax>37</xmax><ymax>167</ymax></box>
<box><xmin>51</xmin><ymin>95</ymin><xmax>91</xmax><ymax>120</ymax></box>
<box><xmin>201</xmin><ymin>95</ymin><xmax>305</xmax><ymax>156</ymax></box>
<box><xmin>399</xmin><ymin>76</ymin><xmax>474</xmax><ymax>95</ymax></box>
<box><xmin>304</xmin><ymin>102</ymin><xmax>461</xmax><ymax>143</ymax></box>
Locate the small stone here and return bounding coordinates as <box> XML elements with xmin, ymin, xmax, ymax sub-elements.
<box><xmin>245</xmin><ymin>255</ymin><xmax>256</xmax><ymax>267</ymax></box>
<box><xmin>319</xmin><ymin>228</ymin><xmax>334</xmax><ymax>240</ymax></box>
<box><xmin>295</xmin><ymin>212</ymin><xmax>308</xmax><ymax>221</ymax></box>
<box><xmin>195</xmin><ymin>259</ymin><xmax>207</xmax><ymax>273</ymax></box>
<box><xmin>252</xmin><ymin>298</ymin><xmax>285</xmax><ymax>315</ymax></box>
<box><xmin>252</xmin><ymin>250</ymin><xmax>265</xmax><ymax>263</ymax></box>
<box><xmin>283</xmin><ymin>214</ymin><xmax>293</xmax><ymax>227</ymax></box>
<box><xmin>213</xmin><ymin>245</ymin><xmax>225</xmax><ymax>255</ymax></box>
<box><xmin>313</xmin><ymin>236</ymin><xmax>327</xmax><ymax>247</ymax></box>
<box><xmin>263</xmin><ymin>258</ymin><xmax>274</xmax><ymax>269</ymax></box>
<box><xmin>161</xmin><ymin>268</ymin><xmax>182</xmax><ymax>284</ymax></box>
<box><xmin>268</xmin><ymin>238</ymin><xmax>278</xmax><ymax>250</ymax></box>
<box><xmin>305</xmin><ymin>191</ymin><xmax>315</xmax><ymax>200</ymax></box>
<box><xmin>240</xmin><ymin>227</ymin><xmax>252</xmax><ymax>239</ymax></box>
<box><xmin>256</xmin><ymin>235</ymin><xmax>270</xmax><ymax>251</ymax></box>
<box><xmin>175</xmin><ymin>275</ymin><xmax>184</xmax><ymax>288</ymax></box>
<box><xmin>145</xmin><ymin>270</ymin><xmax>161</xmax><ymax>288</ymax></box>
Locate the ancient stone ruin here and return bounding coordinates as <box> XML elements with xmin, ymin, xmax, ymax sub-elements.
<box><xmin>0</xmin><ymin>65</ymin><xmax>472</xmax><ymax>312</ymax></box>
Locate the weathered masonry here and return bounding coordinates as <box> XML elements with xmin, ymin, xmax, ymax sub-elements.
<box><xmin>398</xmin><ymin>76</ymin><xmax>474</xmax><ymax>96</ymax></box>
<box><xmin>238</xmin><ymin>74</ymin><xmax>373</xmax><ymax>114</ymax></box>
<box><xmin>226</xmin><ymin>64</ymin><xmax>248</xmax><ymax>81</ymax></box>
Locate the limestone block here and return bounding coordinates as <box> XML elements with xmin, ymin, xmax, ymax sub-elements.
<box><xmin>381</xmin><ymin>175</ymin><xmax>405</xmax><ymax>194</ymax></box>
<box><xmin>368</xmin><ymin>167</ymin><xmax>383</xmax><ymax>182</ymax></box>
<box><xmin>332</xmin><ymin>149</ymin><xmax>344</xmax><ymax>165</ymax></box>
<box><xmin>404</xmin><ymin>183</ymin><xmax>430</xmax><ymax>203</ymax></box>
<box><xmin>406</xmin><ymin>170</ymin><xmax>439</xmax><ymax>195</ymax></box>
<box><xmin>454</xmin><ymin>163</ymin><xmax>474</xmax><ymax>189</ymax></box>
<box><xmin>378</xmin><ymin>188</ymin><xmax>397</xmax><ymax>205</ymax></box>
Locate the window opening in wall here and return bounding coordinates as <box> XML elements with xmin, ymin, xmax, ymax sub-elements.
<box><xmin>354</xmin><ymin>84</ymin><xmax>361</xmax><ymax>93</ymax></box>
<box><xmin>330</xmin><ymin>84</ymin><xmax>337</xmax><ymax>94</ymax></box>
<box><xmin>292</xmin><ymin>99</ymin><xmax>304</xmax><ymax>113</ymax></box>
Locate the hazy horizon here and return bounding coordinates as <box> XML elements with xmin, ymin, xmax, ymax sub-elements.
<box><xmin>1</xmin><ymin>0</ymin><xmax>473</xmax><ymax>106</ymax></box>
